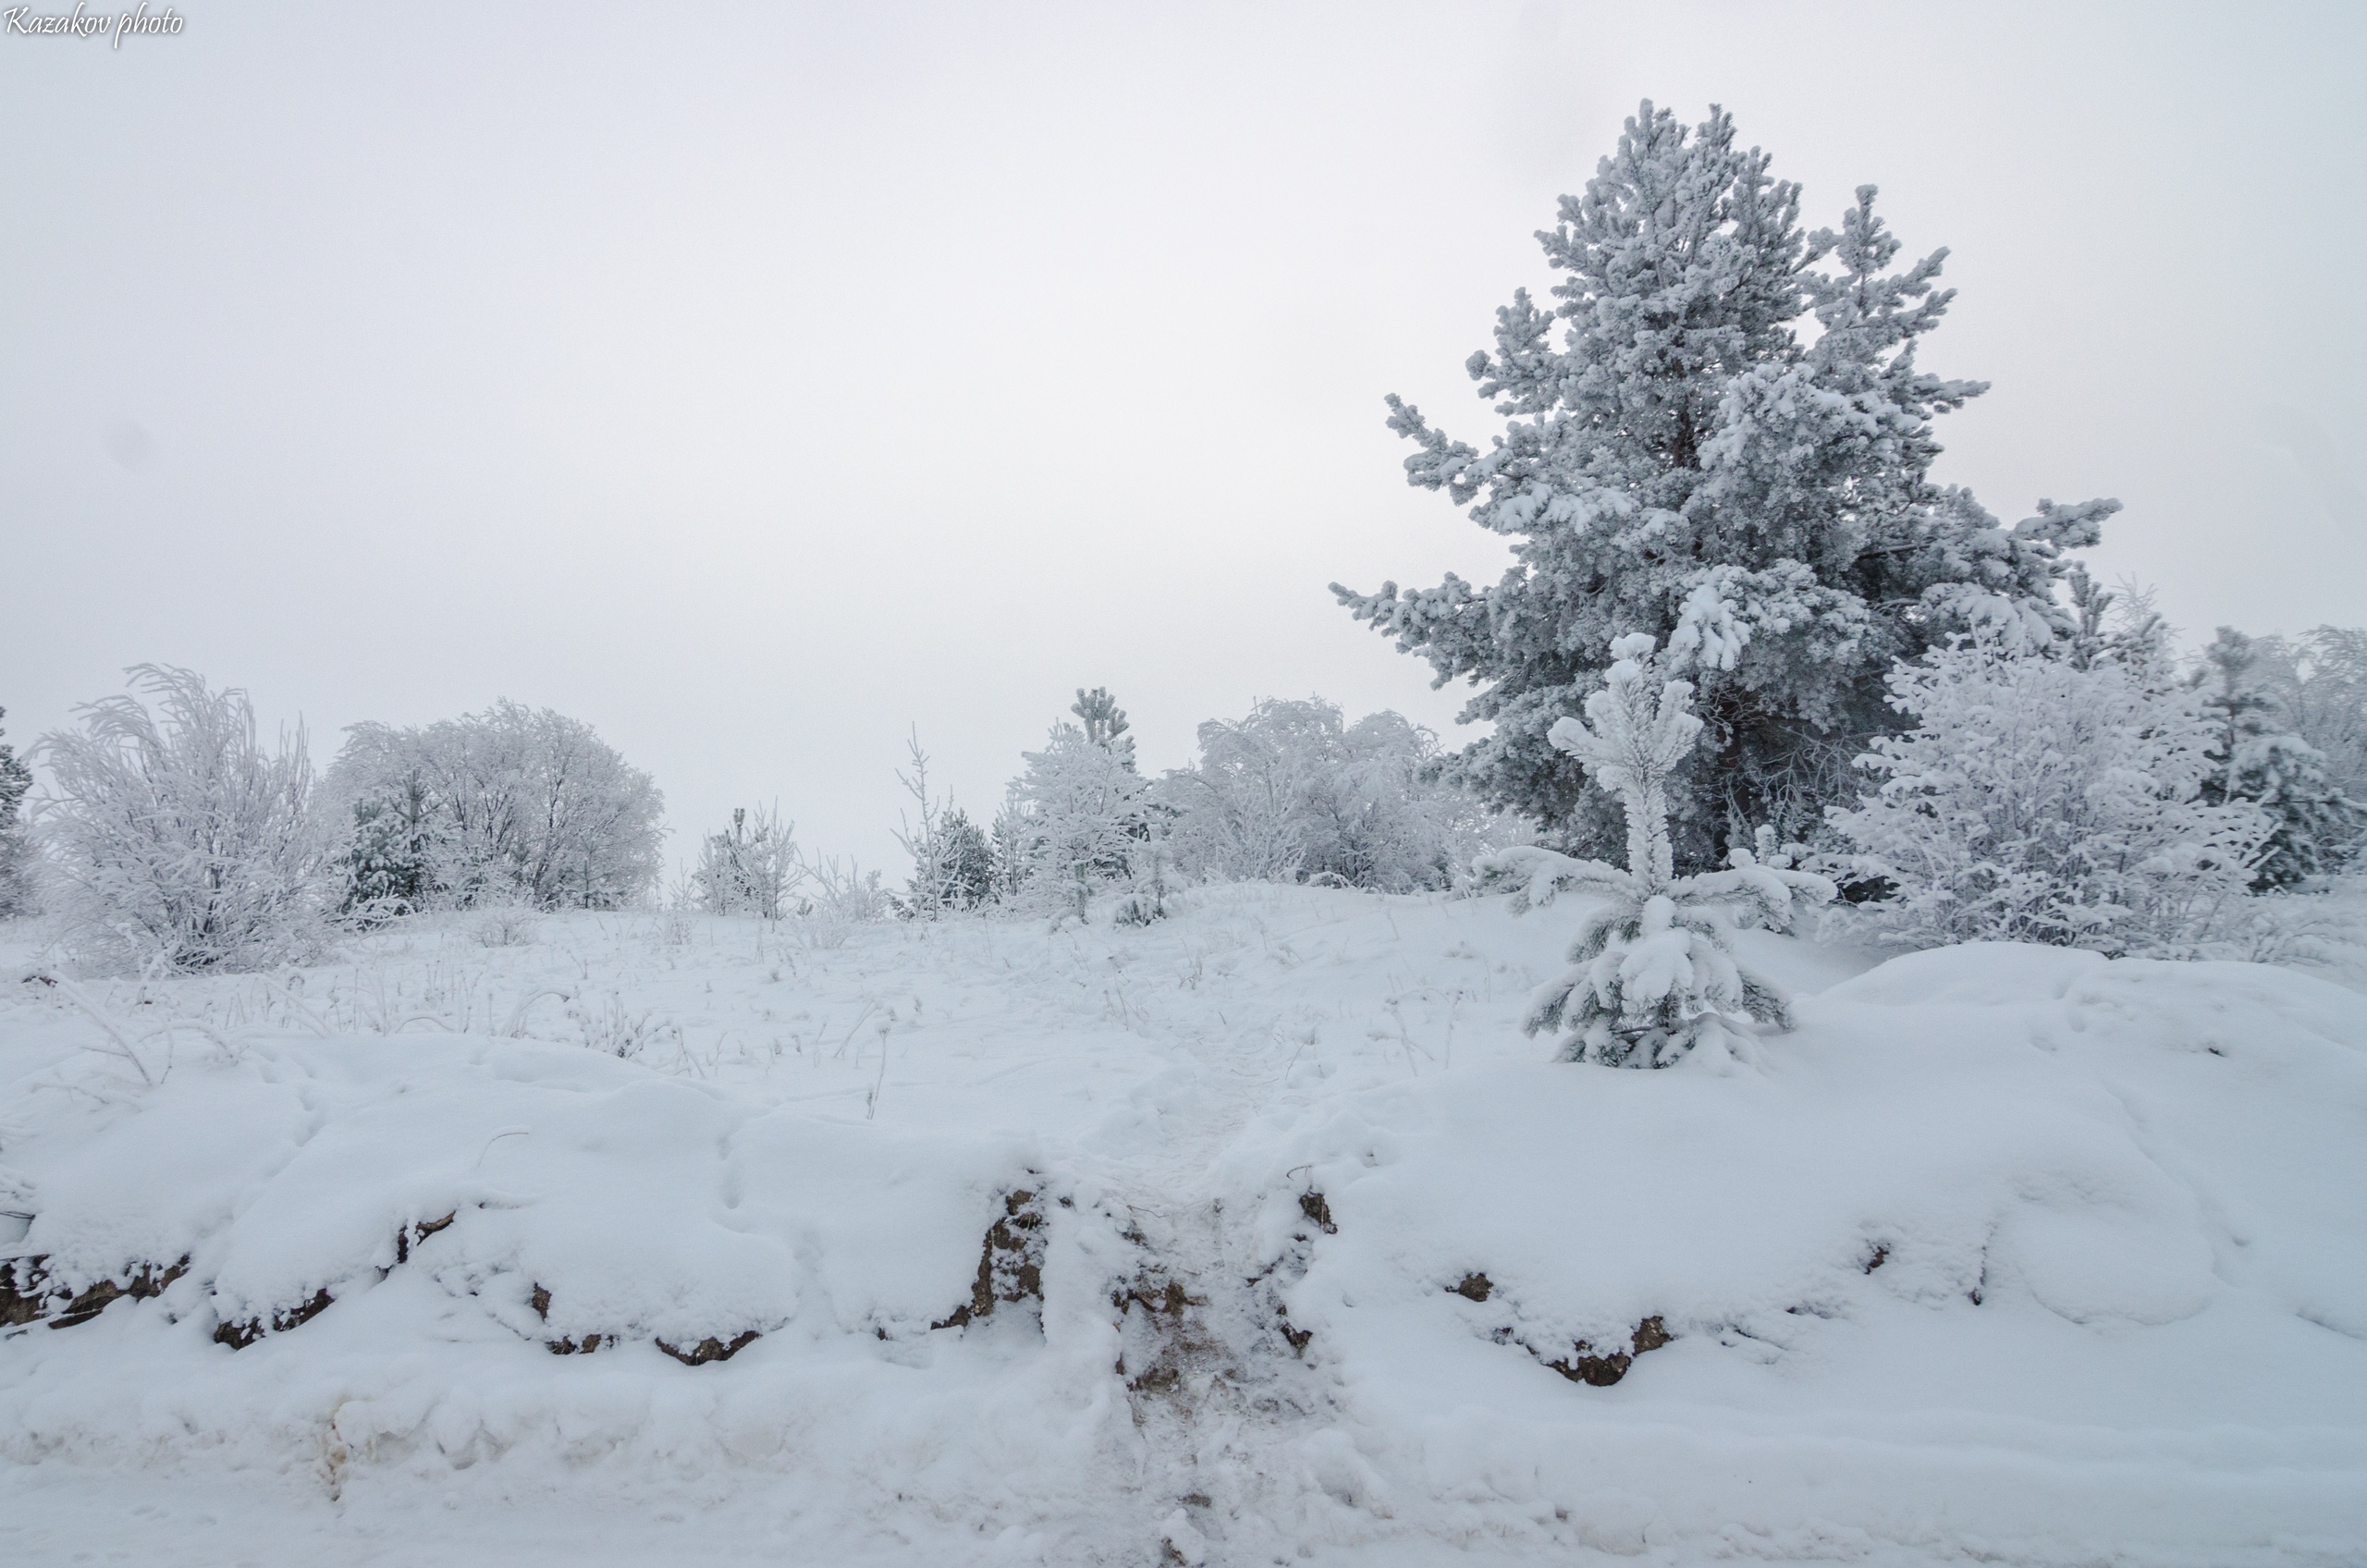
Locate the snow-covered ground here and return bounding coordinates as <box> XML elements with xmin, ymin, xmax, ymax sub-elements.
<box><xmin>3</xmin><ymin>887</ymin><xmax>2364</xmax><ymax>1566</ymax></box>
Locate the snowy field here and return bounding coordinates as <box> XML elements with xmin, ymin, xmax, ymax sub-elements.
<box><xmin>4</xmin><ymin>888</ymin><xmax>2365</xmax><ymax>1567</ymax></box>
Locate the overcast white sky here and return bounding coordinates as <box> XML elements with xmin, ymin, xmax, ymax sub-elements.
<box><xmin>4</xmin><ymin>0</ymin><xmax>2361</xmax><ymax>873</ymax></box>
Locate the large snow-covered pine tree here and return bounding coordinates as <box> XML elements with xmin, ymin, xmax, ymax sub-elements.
<box><xmin>1334</xmin><ymin>101</ymin><xmax>2117</xmax><ymax>869</ymax></box>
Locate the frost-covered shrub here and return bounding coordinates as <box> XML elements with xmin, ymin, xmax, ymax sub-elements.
<box><xmin>327</xmin><ymin>701</ymin><xmax>663</xmax><ymax>912</ymax></box>
<box><xmin>471</xmin><ymin>903</ymin><xmax>542</xmax><ymax>948</ymax></box>
<box><xmin>789</xmin><ymin>854</ymin><xmax>890</xmax><ymax>949</ymax></box>
<box><xmin>35</xmin><ymin>666</ymin><xmax>332</xmax><ymax>973</ymax></box>
<box><xmin>1478</xmin><ymin>637</ymin><xmax>1833</xmax><ymax>1068</ymax></box>
<box><xmin>0</xmin><ymin>705</ymin><xmax>33</xmax><ymax>917</ymax></box>
<box><xmin>693</xmin><ymin>804</ymin><xmax>802</xmax><ymax>919</ymax></box>
<box><xmin>2264</xmin><ymin>627</ymin><xmax>2367</xmax><ymax>800</ymax></box>
<box><xmin>1161</xmin><ymin>698</ymin><xmax>1521</xmax><ymax>891</ymax></box>
<box><xmin>1335</xmin><ymin>100</ymin><xmax>2120</xmax><ymax>868</ymax></box>
<box><xmin>1830</xmin><ymin>636</ymin><xmax>2269</xmax><ymax>954</ymax></box>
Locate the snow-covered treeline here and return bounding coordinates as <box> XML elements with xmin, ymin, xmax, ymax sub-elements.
<box><xmin>8</xmin><ymin>672</ymin><xmax>666</xmax><ymax>974</ymax></box>
<box><xmin>881</xmin><ymin>687</ymin><xmax>1531</xmax><ymax>928</ymax></box>
<box><xmin>328</xmin><ymin>702</ymin><xmax>664</xmax><ymax>916</ymax></box>
<box><xmin>6</xmin><ymin>100</ymin><xmax>2365</xmax><ymax>982</ymax></box>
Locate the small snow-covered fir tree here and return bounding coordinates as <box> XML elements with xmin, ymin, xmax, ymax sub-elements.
<box><xmin>1478</xmin><ymin>635</ymin><xmax>1833</xmax><ymax>1068</ymax></box>
<box><xmin>343</xmin><ymin>772</ymin><xmax>436</xmax><ymax>917</ymax></box>
<box><xmin>1012</xmin><ymin>722</ymin><xmax>1149</xmax><ymax>921</ymax></box>
<box><xmin>1335</xmin><ymin>101</ymin><xmax>2119</xmax><ymax>868</ymax></box>
<box><xmin>36</xmin><ymin>666</ymin><xmax>332</xmax><ymax>973</ymax></box>
<box><xmin>891</xmin><ymin>733</ymin><xmax>996</xmax><ymax>916</ymax></box>
<box><xmin>1830</xmin><ymin>634</ymin><xmax>2268</xmax><ymax>954</ymax></box>
<box><xmin>1006</xmin><ymin>693</ymin><xmax>1159</xmax><ymax>923</ymax></box>
<box><xmin>931</xmin><ymin>811</ymin><xmax>995</xmax><ymax>910</ymax></box>
<box><xmin>0</xmin><ymin>706</ymin><xmax>33</xmax><ymax>917</ymax></box>
<box><xmin>2192</xmin><ymin>629</ymin><xmax>2361</xmax><ymax>888</ymax></box>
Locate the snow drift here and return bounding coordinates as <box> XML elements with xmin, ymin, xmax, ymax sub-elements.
<box><xmin>2</xmin><ymin>889</ymin><xmax>2363</xmax><ymax>1565</ymax></box>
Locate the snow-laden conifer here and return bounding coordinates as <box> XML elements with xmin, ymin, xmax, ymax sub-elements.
<box><xmin>1006</xmin><ymin>701</ymin><xmax>1158</xmax><ymax>923</ymax></box>
<box><xmin>0</xmin><ymin>706</ymin><xmax>33</xmax><ymax>917</ymax></box>
<box><xmin>1831</xmin><ymin>635</ymin><xmax>2268</xmax><ymax>954</ymax></box>
<box><xmin>2191</xmin><ymin>629</ymin><xmax>2361</xmax><ymax>888</ymax></box>
<box><xmin>892</xmin><ymin>734</ymin><xmax>996</xmax><ymax>917</ymax></box>
<box><xmin>341</xmin><ymin>772</ymin><xmax>435</xmax><ymax>918</ymax></box>
<box><xmin>1478</xmin><ymin>635</ymin><xmax>1833</xmax><ymax>1068</ymax></box>
<box><xmin>1335</xmin><ymin>102</ymin><xmax>2117</xmax><ymax>868</ymax></box>
<box><xmin>1071</xmin><ymin>687</ymin><xmax>1135</xmax><ymax>767</ymax></box>
<box><xmin>35</xmin><ymin>666</ymin><xmax>332</xmax><ymax>973</ymax></box>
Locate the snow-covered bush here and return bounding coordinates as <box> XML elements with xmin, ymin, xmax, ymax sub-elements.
<box><xmin>1334</xmin><ymin>101</ymin><xmax>2119</xmax><ymax>869</ymax></box>
<box><xmin>789</xmin><ymin>854</ymin><xmax>891</xmax><ymax>949</ymax></box>
<box><xmin>2192</xmin><ymin>629</ymin><xmax>2362</xmax><ymax>888</ymax></box>
<box><xmin>1830</xmin><ymin>636</ymin><xmax>2269</xmax><ymax>954</ymax></box>
<box><xmin>34</xmin><ymin>666</ymin><xmax>332</xmax><ymax>973</ymax></box>
<box><xmin>327</xmin><ymin>701</ymin><xmax>663</xmax><ymax>912</ymax></box>
<box><xmin>1478</xmin><ymin>636</ymin><xmax>1832</xmax><ymax>1068</ymax></box>
<box><xmin>1161</xmin><ymin>698</ymin><xmax>1521</xmax><ymax>891</ymax></box>
<box><xmin>470</xmin><ymin>903</ymin><xmax>542</xmax><ymax>948</ymax></box>
<box><xmin>0</xmin><ymin>705</ymin><xmax>32</xmax><ymax>917</ymax></box>
<box><xmin>693</xmin><ymin>804</ymin><xmax>802</xmax><ymax>919</ymax></box>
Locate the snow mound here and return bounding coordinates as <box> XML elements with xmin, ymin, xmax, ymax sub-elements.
<box><xmin>6</xmin><ymin>1035</ymin><xmax>1045</xmax><ymax>1352</ymax></box>
<box><xmin>1227</xmin><ymin>940</ymin><xmax>2367</xmax><ymax>1560</ymax></box>
<box><xmin>3</xmin><ymin>897</ymin><xmax>2364</xmax><ymax>1564</ymax></box>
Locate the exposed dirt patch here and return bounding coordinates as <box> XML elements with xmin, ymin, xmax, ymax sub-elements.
<box><xmin>214</xmin><ymin>1286</ymin><xmax>334</xmax><ymax>1349</ymax></box>
<box><xmin>4</xmin><ymin>1256</ymin><xmax>190</xmax><ymax>1330</ymax></box>
<box><xmin>933</xmin><ymin>1186</ymin><xmax>1048</xmax><ymax>1330</ymax></box>
<box><xmin>1297</xmin><ymin>1191</ymin><xmax>1335</xmax><ymax>1235</ymax></box>
<box><xmin>2</xmin><ymin>1256</ymin><xmax>52</xmax><ymax>1327</ymax></box>
<box><xmin>1541</xmin><ymin>1316</ymin><xmax>1672</xmax><ymax>1388</ymax></box>
<box><xmin>656</xmin><ymin>1329</ymin><xmax>761</xmax><ymax>1366</ymax></box>
<box><xmin>1115</xmin><ymin>1263</ymin><xmax>1217</xmax><ymax>1395</ymax></box>
<box><xmin>528</xmin><ymin>1283</ymin><xmax>615</xmax><ymax>1354</ymax></box>
<box><xmin>394</xmin><ymin>1211</ymin><xmax>457</xmax><ymax>1265</ymax></box>
<box><xmin>1451</xmin><ymin>1271</ymin><xmax>1492</xmax><ymax>1302</ymax></box>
